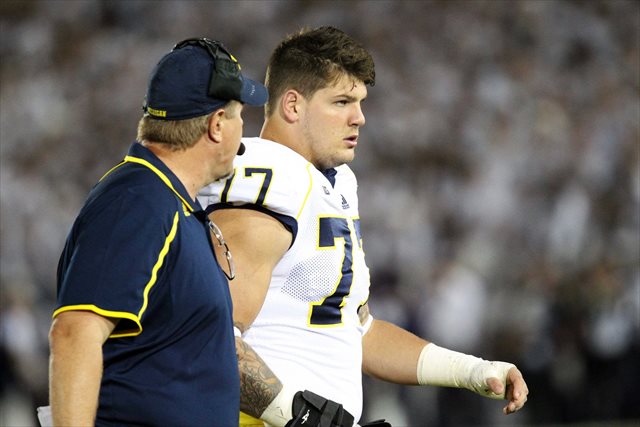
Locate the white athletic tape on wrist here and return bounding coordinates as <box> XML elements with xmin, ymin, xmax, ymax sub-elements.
<box><xmin>260</xmin><ymin>384</ymin><xmax>294</xmax><ymax>427</ymax></box>
<box><xmin>417</xmin><ymin>343</ymin><xmax>515</xmax><ymax>399</ymax></box>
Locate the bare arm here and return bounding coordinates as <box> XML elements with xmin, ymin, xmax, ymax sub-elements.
<box><xmin>210</xmin><ymin>208</ymin><xmax>292</xmax><ymax>419</ymax></box>
<box><xmin>236</xmin><ymin>335</ymin><xmax>283</xmax><ymax>417</ymax></box>
<box><xmin>361</xmin><ymin>305</ymin><xmax>528</xmax><ymax>414</ymax></box>
<box><xmin>361</xmin><ymin>310</ymin><xmax>429</xmax><ymax>384</ymax></box>
<box><xmin>49</xmin><ymin>310</ymin><xmax>117</xmax><ymax>426</ymax></box>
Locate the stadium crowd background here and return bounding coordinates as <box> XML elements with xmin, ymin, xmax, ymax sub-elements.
<box><xmin>1</xmin><ymin>1</ymin><xmax>638</xmax><ymax>426</ymax></box>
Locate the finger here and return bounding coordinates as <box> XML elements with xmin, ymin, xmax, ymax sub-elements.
<box><xmin>507</xmin><ymin>368</ymin><xmax>529</xmax><ymax>402</ymax></box>
<box><xmin>503</xmin><ymin>394</ymin><xmax>519</xmax><ymax>414</ymax></box>
<box><xmin>503</xmin><ymin>388</ymin><xmax>528</xmax><ymax>415</ymax></box>
<box><xmin>508</xmin><ymin>367</ymin><xmax>527</xmax><ymax>388</ymax></box>
<box><xmin>486</xmin><ymin>377</ymin><xmax>505</xmax><ymax>396</ymax></box>
<box><xmin>504</xmin><ymin>402</ymin><xmax>516</xmax><ymax>415</ymax></box>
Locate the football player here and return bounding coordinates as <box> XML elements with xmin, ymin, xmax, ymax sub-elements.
<box><xmin>199</xmin><ymin>26</ymin><xmax>529</xmax><ymax>427</ymax></box>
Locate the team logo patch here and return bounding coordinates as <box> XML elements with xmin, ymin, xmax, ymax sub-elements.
<box><xmin>341</xmin><ymin>195</ymin><xmax>350</xmax><ymax>209</ymax></box>
<box><xmin>322</xmin><ymin>186</ymin><xmax>330</xmax><ymax>195</ymax></box>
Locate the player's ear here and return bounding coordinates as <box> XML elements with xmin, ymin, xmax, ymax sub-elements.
<box><xmin>281</xmin><ymin>89</ymin><xmax>302</xmax><ymax>123</ymax></box>
<box><xmin>207</xmin><ymin>108</ymin><xmax>226</xmax><ymax>143</ymax></box>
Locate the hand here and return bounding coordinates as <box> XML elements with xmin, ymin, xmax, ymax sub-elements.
<box><xmin>416</xmin><ymin>343</ymin><xmax>529</xmax><ymax>415</ymax></box>
<box><xmin>485</xmin><ymin>366</ymin><xmax>529</xmax><ymax>415</ymax></box>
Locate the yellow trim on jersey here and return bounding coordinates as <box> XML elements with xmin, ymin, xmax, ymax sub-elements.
<box><xmin>239</xmin><ymin>412</ymin><xmax>264</xmax><ymax>426</ymax></box>
<box><xmin>295</xmin><ymin>163</ymin><xmax>313</xmax><ymax>220</ymax></box>
<box><xmin>350</xmin><ymin>216</ymin><xmax>368</xmax><ymax>306</ymax></box>
<box><xmin>98</xmin><ymin>156</ymin><xmax>194</xmax><ymax>212</ymax></box>
<box><xmin>53</xmin><ymin>211</ymin><xmax>181</xmax><ymax>339</ymax></box>
<box><xmin>99</xmin><ymin>160</ymin><xmax>126</xmax><ymax>182</ymax></box>
<box><xmin>308</xmin><ymin>255</ymin><xmax>347</xmax><ymax>328</ymax></box>
<box><xmin>123</xmin><ymin>155</ymin><xmax>194</xmax><ymax>212</ymax></box>
<box><xmin>137</xmin><ymin>210</ymin><xmax>180</xmax><ymax>318</ymax></box>
<box><xmin>308</xmin><ymin>214</ymin><xmax>351</xmax><ymax>328</ymax></box>
<box><xmin>52</xmin><ymin>305</ymin><xmax>143</xmax><ymax>337</ymax></box>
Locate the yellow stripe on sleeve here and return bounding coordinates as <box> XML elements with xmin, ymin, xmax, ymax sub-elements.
<box><xmin>137</xmin><ymin>210</ymin><xmax>180</xmax><ymax>319</ymax></box>
<box><xmin>296</xmin><ymin>163</ymin><xmax>313</xmax><ymax>220</ymax></box>
<box><xmin>53</xmin><ymin>210</ymin><xmax>181</xmax><ymax>339</ymax></box>
<box><xmin>52</xmin><ymin>305</ymin><xmax>143</xmax><ymax>338</ymax></box>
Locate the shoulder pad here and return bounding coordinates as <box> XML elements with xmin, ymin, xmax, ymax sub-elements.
<box><xmin>198</xmin><ymin>138</ymin><xmax>313</xmax><ymax>219</ymax></box>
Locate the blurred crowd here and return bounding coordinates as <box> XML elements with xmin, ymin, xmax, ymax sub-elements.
<box><xmin>1</xmin><ymin>1</ymin><xmax>638</xmax><ymax>426</ymax></box>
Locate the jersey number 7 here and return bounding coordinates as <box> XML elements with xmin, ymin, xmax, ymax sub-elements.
<box><xmin>309</xmin><ymin>216</ymin><xmax>361</xmax><ymax>327</ymax></box>
<box><xmin>221</xmin><ymin>168</ymin><xmax>273</xmax><ymax>206</ymax></box>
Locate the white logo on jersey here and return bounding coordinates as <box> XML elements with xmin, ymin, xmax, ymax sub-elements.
<box><xmin>301</xmin><ymin>409</ymin><xmax>310</xmax><ymax>423</ymax></box>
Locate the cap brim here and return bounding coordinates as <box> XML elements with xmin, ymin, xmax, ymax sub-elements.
<box><xmin>239</xmin><ymin>76</ymin><xmax>268</xmax><ymax>106</ymax></box>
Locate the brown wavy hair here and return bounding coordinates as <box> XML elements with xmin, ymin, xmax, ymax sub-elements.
<box><xmin>264</xmin><ymin>26</ymin><xmax>375</xmax><ymax>117</ymax></box>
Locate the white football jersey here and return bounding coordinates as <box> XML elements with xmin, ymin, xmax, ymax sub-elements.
<box><xmin>198</xmin><ymin>137</ymin><xmax>371</xmax><ymax>421</ymax></box>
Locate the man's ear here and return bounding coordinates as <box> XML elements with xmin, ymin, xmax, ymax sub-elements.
<box><xmin>207</xmin><ymin>109</ymin><xmax>226</xmax><ymax>143</ymax></box>
<box><xmin>281</xmin><ymin>89</ymin><xmax>303</xmax><ymax>123</ymax></box>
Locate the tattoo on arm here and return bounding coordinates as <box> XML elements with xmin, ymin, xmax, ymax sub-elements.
<box><xmin>236</xmin><ymin>337</ymin><xmax>283</xmax><ymax>418</ymax></box>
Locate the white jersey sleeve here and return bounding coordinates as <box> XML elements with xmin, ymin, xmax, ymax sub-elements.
<box><xmin>198</xmin><ymin>137</ymin><xmax>313</xmax><ymax>240</ymax></box>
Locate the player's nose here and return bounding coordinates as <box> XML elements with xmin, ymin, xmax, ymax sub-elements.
<box><xmin>350</xmin><ymin>104</ymin><xmax>365</xmax><ymax>127</ymax></box>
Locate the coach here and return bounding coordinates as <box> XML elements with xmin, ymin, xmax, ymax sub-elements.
<box><xmin>46</xmin><ymin>38</ymin><xmax>267</xmax><ymax>426</ymax></box>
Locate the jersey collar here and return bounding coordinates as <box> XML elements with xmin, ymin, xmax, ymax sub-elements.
<box><xmin>120</xmin><ymin>142</ymin><xmax>202</xmax><ymax>213</ymax></box>
<box><xmin>321</xmin><ymin>168</ymin><xmax>337</xmax><ymax>188</ymax></box>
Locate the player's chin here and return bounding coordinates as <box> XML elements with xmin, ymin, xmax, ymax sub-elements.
<box><xmin>339</xmin><ymin>148</ymin><xmax>356</xmax><ymax>164</ymax></box>
<box><xmin>323</xmin><ymin>149</ymin><xmax>355</xmax><ymax>169</ymax></box>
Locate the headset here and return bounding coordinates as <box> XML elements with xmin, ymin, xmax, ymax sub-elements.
<box><xmin>172</xmin><ymin>38</ymin><xmax>247</xmax><ymax>155</ymax></box>
<box><xmin>173</xmin><ymin>38</ymin><xmax>244</xmax><ymax>103</ymax></box>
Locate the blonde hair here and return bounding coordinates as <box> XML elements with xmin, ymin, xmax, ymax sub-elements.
<box><xmin>136</xmin><ymin>101</ymin><xmax>237</xmax><ymax>150</ymax></box>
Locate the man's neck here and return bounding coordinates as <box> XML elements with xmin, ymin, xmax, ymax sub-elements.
<box><xmin>142</xmin><ymin>141</ymin><xmax>202</xmax><ymax>200</ymax></box>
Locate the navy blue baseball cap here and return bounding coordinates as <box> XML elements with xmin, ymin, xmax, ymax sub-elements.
<box><xmin>143</xmin><ymin>38</ymin><xmax>268</xmax><ymax>120</ymax></box>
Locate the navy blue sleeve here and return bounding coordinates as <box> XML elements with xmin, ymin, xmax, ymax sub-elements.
<box><xmin>56</xmin><ymin>182</ymin><xmax>179</xmax><ymax>336</ymax></box>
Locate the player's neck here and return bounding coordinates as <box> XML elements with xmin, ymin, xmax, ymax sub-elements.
<box><xmin>260</xmin><ymin>118</ymin><xmax>312</xmax><ymax>163</ymax></box>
